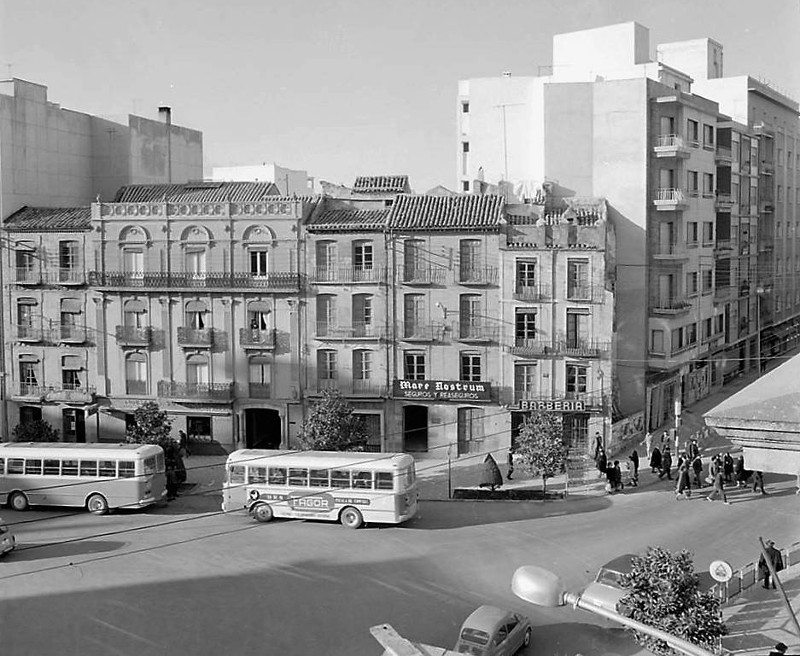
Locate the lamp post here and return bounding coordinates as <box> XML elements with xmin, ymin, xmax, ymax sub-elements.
<box><xmin>756</xmin><ymin>285</ymin><xmax>765</xmax><ymax>374</ymax></box>
<box><xmin>511</xmin><ymin>565</ymin><xmax>717</xmax><ymax>656</ymax></box>
<box><xmin>597</xmin><ymin>370</ymin><xmax>607</xmax><ymax>450</ymax></box>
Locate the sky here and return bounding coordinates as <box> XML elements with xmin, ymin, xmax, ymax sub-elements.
<box><xmin>1</xmin><ymin>0</ymin><xmax>798</xmax><ymax>192</ymax></box>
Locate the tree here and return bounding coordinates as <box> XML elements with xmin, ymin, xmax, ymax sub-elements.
<box><xmin>620</xmin><ymin>546</ymin><xmax>727</xmax><ymax>656</ymax></box>
<box><xmin>514</xmin><ymin>410</ymin><xmax>567</xmax><ymax>495</ymax></box>
<box><xmin>125</xmin><ymin>401</ymin><xmax>174</xmax><ymax>453</ymax></box>
<box><xmin>296</xmin><ymin>389</ymin><xmax>368</xmax><ymax>451</ymax></box>
<box><xmin>478</xmin><ymin>454</ymin><xmax>503</xmax><ymax>491</ymax></box>
<box><xmin>12</xmin><ymin>419</ymin><xmax>60</xmax><ymax>443</ymax></box>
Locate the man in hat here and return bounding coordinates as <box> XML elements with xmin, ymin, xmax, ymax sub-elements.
<box><xmin>759</xmin><ymin>540</ymin><xmax>784</xmax><ymax>589</ymax></box>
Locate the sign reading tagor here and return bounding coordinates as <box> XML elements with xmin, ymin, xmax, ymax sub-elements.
<box><xmin>393</xmin><ymin>379</ymin><xmax>492</xmax><ymax>402</ymax></box>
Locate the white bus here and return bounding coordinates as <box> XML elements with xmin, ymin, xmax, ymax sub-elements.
<box><xmin>222</xmin><ymin>449</ymin><xmax>418</xmax><ymax>529</ymax></box>
<box><xmin>0</xmin><ymin>442</ymin><xmax>167</xmax><ymax>514</ymax></box>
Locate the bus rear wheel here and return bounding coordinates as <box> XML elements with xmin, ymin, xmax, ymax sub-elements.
<box><xmin>86</xmin><ymin>493</ymin><xmax>109</xmax><ymax>515</ymax></box>
<box><xmin>9</xmin><ymin>491</ymin><xmax>29</xmax><ymax>512</ymax></box>
<box><xmin>252</xmin><ymin>503</ymin><xmax>273</xmax><ymax>523</ymax></box>
<box><xmin>340</xmin><ymin>507</ymin><xmax>363</xmax><ymax>529</ymax></box>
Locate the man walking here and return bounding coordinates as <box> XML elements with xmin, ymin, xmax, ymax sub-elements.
<box><xmin>658</xmin><ymin>447</ymin><xmax>673</xmax><ymax>480</ymax></box>
<box><xmin>753</xmin><ymin>470</ymin><xmax>767</xmax><ymax>495</ymax></box>
<box><xmin>706</xmin><ymin>469</ymin><xmax>730</xmax><ymax>504</ymax></box>
<box><xmin>759</xmin><ymin>540</ymin><xmax>784</xmax><ymax>589</ymax></box>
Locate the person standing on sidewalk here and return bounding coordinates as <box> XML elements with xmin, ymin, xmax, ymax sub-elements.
<box><xmin>506</xmin><ymin>450</ymin><xmax>514</xmax><ymax>481</ymax></box>
<box><xmin>658</xmin><ymin>447</ymin><xmax>673</xmax><ymax>480</ymax></box>
<box><xmin>706</xmin><ymin>469</ymin><xmax>730</xmax><ymax>504</ymax></box>
<box><xmin>650</xmin><ymin>445</ymin><xmax>662</xmax><ymax>473</ymax></box>
<box><xmin>595</xmin><ymin>447</ymin><xmax>607</xmax><ymax>479</ymax></box>
<box><xmin>628</xmin><ymin>450</ymin><xmax>639</xmax><ymax>486</ymax></box>
<box><xmin>692</xmin><ymin>454</ymin><xmax>704</xmax><ymax>488</ymax></box>
<box><xmin>675</xmin><ymin>462</ymin><xmax>691</xmax><ymax>499</ymax></box>
<box><xmin>723</xmin><ymin>452</ymin><xmax>734</xmax><ymax>483</ymax></box>
<box><xmin>759</xmin><ymin>540</ymin><xmax>784</xmax><ymax>589</ymax></box>
<box><xmin>641</xmin><ymin>432</ymin><xmax>653</xmax><ymax>459</ymax></box>
<box><xmin>752</xmin><ymin>470</ymin><xmax>767</xmax><ymax>495</ymax></box>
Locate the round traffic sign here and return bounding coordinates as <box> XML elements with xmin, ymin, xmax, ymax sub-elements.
<box><xmin>709</xmin><ymin>560</ymin><xmax>733</xmax><ymax>582</ymax></box>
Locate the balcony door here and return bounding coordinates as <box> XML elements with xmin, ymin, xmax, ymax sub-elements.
<box><xmin>658</xmin><ymin>274</ymin><xmax>676</xmax><ymax>305</ymax></box>
<box><xmin>185</xmin><ymin>248</ymin><xmax>207</xmax><ymax>280</ymax></box>
<box><xmin>126</xmin><ymin>353</ymin><xmax>148</xmax><ymax>395</ymax></box>
<box><xmin>123</xmin><ymin>248</ymin><xmax>144</xmax><ymax>280</ymax></box>
<box><xmin>187</xmin><ymin>354</ymin><xmax>209</xmax><ymax>387</ymax></box>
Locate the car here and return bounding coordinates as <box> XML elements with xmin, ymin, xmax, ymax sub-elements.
<box><xmin>580</xmin><ymin>553</ymin><xmax>636</xmax><ymax>613</ymax></box>
<box><xmin>453</xmin><ymin>605</ymin><xmax>532</xmax><ymax>655</ymax></box>
<box><xmin>0</xmin><ymin>516</ymin><xmax>15</xmax><ymax>557</ymax></box>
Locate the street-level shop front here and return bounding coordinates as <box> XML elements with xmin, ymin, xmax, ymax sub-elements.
<box><xmin>510</xmin><ymin>397</ymin><xmax>605</xmax><ymax>457</ymax></box>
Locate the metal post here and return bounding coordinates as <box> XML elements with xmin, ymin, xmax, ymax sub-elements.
<box><xmin>758</xmin><ymin>537</ymin><xmax>800</xmax><ymax>641</ymax></box>
<box><xmin>756</xmin><ymin>289</ymin><xmax>762</xmax><ymax>374</ymax></box>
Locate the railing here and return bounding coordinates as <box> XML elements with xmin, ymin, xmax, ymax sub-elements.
<box><xmin>650</xmin><ymin>297</ymin><xmax>692</xmax><ymax>312</ymax></box>
<box><xmin>509</xmin><ymin>338</ymin><xmax>551</xmax><ymax>356</ymax></box>
<box><xmin>55</xmin><ymin>269</ymin><xmax>86</xmax><ymax>285</ymax></box>
<box><xmin>652</xmin><ymin>241</ymin><xmax>683</xmax><ymax>257</ymax></box>
<box><xmin>655</xmin><ymin>188</ymin><xmax>687</xmax><ymax>203</ymax></box>
<box><xmin>400</xmin><ymin>323</ymin><xmax>448</xmax><ymax>342</ymax></box>
<box><xmin>457</xmin><ymin>323</ymin><xmax>498</xmax><ymax>342</ymax></box>
<box><xmin>13</xmin><ymin>268</ymin><xmax>42</xmax><ymax>285</ymax></box>
<box><xmin>513</xmin><ymin>283</ymin><xmax>551</xmax><ymax>301</ymax></box>
<box><xmin>715</xmin><ymin>192</ymin><xmax>734</xmax><ymax>207</ymax></box>
<box><xmin>239</xmin><ymin>328</ymin><xmax>275</xmax><ymax>348</ymax></box>
<box><xmin>125</xmin><ymin>380</ymin><xmax>148</xmax><ymax>395</ymax></box>
<box><xmin>714</xmin><ymin>239</ymin><xmax>733</xmax><ymax>251</ymax></box>
<box><xmin>177</xmin><ymin>327</ymin><xmax>214</xmax><ymax>346</ymax></box>
<box><xmin>157</xmin><ymin>381</ymin><xmax>234</xmax><ymax>402</ymax></box>
<box><xmin>15</xmin><ymin>325</ymin><xmax>44</xmax><ymax>342</ymax></box>
<box><xmin>350</xmin><ymin>380</ymin><xmax>387</xmax><ymax>396</ymax></box>
<box><xmin>248</xmin><ymin>382</ymin><xmax>271</xmax><ymax>398</ymax></box>
<box><xmin>91</xmin><ymin>271</ymin><xmax>301</xmax><ymax>290</ymax></box>
<box><xmin>57</xmin><ymin>325</ymin><xmax>87</xmax><ymax>343</ymax></box>
<box><xmin>311</xmin><ymin>379</ymin><xmax>339</xmax><ymax>394</ymax></box>
<box><xmin>458</xmin><ymin>266</ymin><xmax>498</xmax><ymax>285</ymax></box>
<box><xmin>17</xmin><ymin>384</ymin><xmax>45</xmax><ymax>398</ymax></box>
<box><xmin>715</xmin><ymin>145</ymin><xmax>732</xmax><ymax>163</ymax></box>
<box><xmin>312</xmin><ymin>267</ymin><xmax>386</xmax><ymax>284</ymax></box>
<box><xmin>44</xmin><ymin>386</ymin><xmax>95</xmax><ymax>403</ymax></box>
<box><xmin>401</xmin><ymin>266</ymin><xmax>447</xmax><ymax>285</ymax></box>
<box><xmin>116</xmin><ymin>325</ymin><xmax>152</xmax><ymax>346</ymax></box>
<box><xmin>554</xmin><ymin>337</ymin><xmax>611</xmax><ymax>358</ymax></box>
<box><xmin>315</xmin><ymin>322</ymin><xmax>386</xmax><ymax>340</ymax></box>
<box><xmin>655</xmin><ymin>134</ymin><xmax>685</xmax><ymax>148</ymax></box>
<box><xmin>566</xmin><ymin>284</ymin><xmax>604</xmax><ymax>302</ymax></box>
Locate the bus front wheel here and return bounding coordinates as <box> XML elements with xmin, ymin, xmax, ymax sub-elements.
<box><xmin>86</xmin><ymin>493</ymin><xmax>109</xmax><ymax>515</ymax></box>
<box><xmin>9</xmin><ymin>491</ymin><xmax>29</xmax><ymax>512</ymax></box>
<box><xmin>340</xmin><ymin>507</ymin><xmax>363</xmax><ymax>529</ymax></box>
<box><xmin>252</xmin><ymin>503</ymin><xmax>273</xmax><ymax>523</ymax></box>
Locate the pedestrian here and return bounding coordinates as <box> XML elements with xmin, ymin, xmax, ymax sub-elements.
<box><xmin>723</xmin><ymin>452</ymin><xmax>734</xmax><ymax>483</ymax></box>
<box><xmin>605</xmin><ymin>459</ymin><xmax>617</xmax><ymax>492</ymax></box>
<box><xmin>759</xmin><ymin>540</ymin><xmax>784</xmax><ymax>589</ymax></box>
<box><xmin>165</xmin><ymin>456</ymin><xmax>180</xmax><ymax>501</ymax></box>
<box><xmin>506</xmin><ymin>450</ymin><xmax>514</xmax><ymax>481</ymax></box>
<box><xmin>752</xmin><ymin>470</ymin><xmax>766</xmax><ymax>495</ymax></box>
<box><xmin>734</xmin><ymin>454</ymin><xmax>746</xmax><ymax>487</ymax></box>
<box><xmin>641</xmin><ymin>432</ymin><xmax>653</xmax><ymax>459</ymax></box>
<box><xmin>675</xmin><ymin>463</ymin><xmax>692</xmax><ymax>499</ymax></box>
<box><xmin>661</xmin><ymin>431</ymin><xmax>668</xmax><ymax>450</ymax></box>
<box><xmin>613</xmin><ymin>460</ymin><xmax>624</xmax><ymax>492</ymax></box>
<box><xmin>706</xmin><ymin>469</ymin><xmax>730</xmax><ymax>504</ymax></box>
<box><xmin>179</xmin><ymin>429</ymin><xmax>191</xmax><ymax>458</ymax></box>
<box><xmin>650</xmin><ymin>445</ymin><xmax>662</xmax><ymax>473</ymax></box>
<box><xmin>692</xmin><ymin>455</ymin><xmax>704</xmax><ymax>488</ymax></box>
<box><xmin>768</xmin><ymin>643</ymin><xmax>788</xmax><ymax>656</ymax></box>
<box><xmin>689</xmin><ymin>439</ymin><xmax>700</xmax><ymax>461</ymax></box>
<box><xmin>593</xmin><ymin>432</ymin><xmax>603</xmax><ymax>460</ymax></box>
<box><xmin>659</xmin><ymin>448</ymin><xmax>673</xmax><ymax>480</ymax></box>
<box><xmin>596</xmin><ymin>447</ymin><xmax>607</xmax><ymax>478</ymax></box>
<box><xmin>628</xmin><ymin>449</ymin><xmax>640</xmax><ymax>486</ymax></box>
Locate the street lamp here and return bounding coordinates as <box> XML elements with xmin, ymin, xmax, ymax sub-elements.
<box><xmin>511</xmin><ymin>565</ymin><xmax>717</xmax><ymax>656</ymax></box>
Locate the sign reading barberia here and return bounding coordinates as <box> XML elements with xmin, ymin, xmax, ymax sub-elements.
<box><xmin>393</xmin><ymin>379</ymin><xmax>492</xmax><ymax>402</ymax></box>
<box><xmin>518</xmin><ymin>399</ymin><xmax>587</xmax><ymax>412</ymax></box>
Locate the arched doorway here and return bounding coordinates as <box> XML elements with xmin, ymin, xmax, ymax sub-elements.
<box><xmin>403</xmin><ymin>405</ymin><xmax>428</xmax><ymax>453</ymax></box>
<box><xmin>244</xmin><ymin>409</ymin><xmax>281</xmax><ymax>449</ymax></box>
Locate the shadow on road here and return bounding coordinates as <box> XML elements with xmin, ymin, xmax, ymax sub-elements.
<box><xmin>9</xmin><ymin>539</ymin><xmax>126</xmax><ymax>561</ymax></box>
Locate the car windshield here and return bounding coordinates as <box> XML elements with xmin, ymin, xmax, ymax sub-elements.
<box><xmin>459</xmin><ymin>627</ymin><xmax>490</xmax><ymax>646</ymax></box>
<box><xmin>595</xmin><ymin>567</ymin><xmax>624</xmax><ymax>587</ymax></box>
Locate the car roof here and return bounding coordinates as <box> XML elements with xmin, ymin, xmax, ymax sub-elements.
<box><xmin>600</xmin><ymin>554</ymin><xmax>637</xmax><ymax>574</ymax></box>
<box><xmin>463</xmin><ymin>605</ymin><xmax>512</xmax><ymax>631</ymax></box>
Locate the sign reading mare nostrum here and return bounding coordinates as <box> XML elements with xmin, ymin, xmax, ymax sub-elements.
<box><xmin>393</xmin><ymin>379</ymin><xmax>492</xmax><ymax>402</ymax></box>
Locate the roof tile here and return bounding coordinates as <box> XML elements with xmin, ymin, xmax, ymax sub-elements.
<box><xmin>309</xmin><ymin>208</ymin><xmax>390</xmax><ymax>232</ymax></box>
<box><xmin>3</xmin><ymin>206</ymin><xmax>91</xmax><ymax>231</ymax></box>
<box><xmin>112</xmin><ymin>181</ymin><xmax>283</xmax><ymax>204</ymax></box>
<box><xmin>388</xmin><ymin>194</ymin><xmax>504</xmax><ymax>231</ymax></box>
<box><xmin>352</xmin><ymin>175</ymin><xmax>409</xmax><ymax>194</ymax></box>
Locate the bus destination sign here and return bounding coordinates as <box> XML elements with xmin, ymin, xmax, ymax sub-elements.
<box><xmin>393</xmin><ymin>379</ymin><xmax>492</xmax><ymax>402</ymax></box>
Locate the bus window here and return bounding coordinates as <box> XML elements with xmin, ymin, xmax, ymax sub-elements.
<box><xmin>156</xmin><ymin>452</ymin><xmax>165</xmax><ymax>473</ymax></box>
<box><xmin>249</xmin><ymin>466</ymin><xmax>267</xmax><ymax>484</ymax></box>
<box><xmin>229</xmin><ymin>466</ymin><xmax>246</xmax><ymax>485</ymax></box>
<box><xmin>99</xmin><ymin>461</ymin><xmax>117</xmax><ymax>478</ymax></box>
<box><xmin>0</xmin><ymin>458</ymin><xmax>4</xmax><ymax>475</ymax></box>
<box><xmin>80</xmin><ymin>460</ymin><xmax>98</xmax><ymax>477</ymax></box>
<box><xmin>330</xmin><ymin>470</ymin><xmax>350</xmax><ymax>488</ymax></box>
<box><xmin>7</xmin><ymin>459</ymin><xmax>23</xmax><ymax>475</ymax></box>
<box><xmin>43</xmin><ymin>459</ymin><xmax>61</xmax><ymax>476</ymax></box>
<box><xmin>309</xmin><ymin>469</ymin><xmax>329</xmax><ymax>487</ymax></box>
<box><xmin>118</xmin><ymin>461</ymin><xmax>135</xmax><ymax>478</ymax></box>
<box><xmin>268</xmin><ymin>467</ymin><xmax>286</xmax><ymax>485</ymax></box>
<box><xmin>375</xmin><ymin>472</ymin><xmax>394</xmax><ymax>490</ymax></box>
<box><xmin>62</xmin><ymin>460</ymin><xmax>78</xmax><ymax>476</ymax></box>
<box><xmin>288</xmin><ymin>468</ymin><xmax>308</xmax><ymax>487</ymax></box>
<box><xmin>353</xmin><ymin>471</ymin><xmax>373</xmax><ymax>489</ymax></box>
<box><xmin>25</xmin><ymin>459</ymin><xmax>43</xmax><ymax>475</ymax></box>
<box><xmin>144</xmin><ymin>457</ymin><xmax>157</xmax><ymax>475</ymax></box>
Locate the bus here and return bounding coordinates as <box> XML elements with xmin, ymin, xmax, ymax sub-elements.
<box><xmin>0</xmin><ymin>442</ymin><xmax>167</xmax><ymax>514</ymax></box>
<box><xmin>222</xmin><ymin>449</ymin><xmax>418</xmax><ymax>529</ymax></box>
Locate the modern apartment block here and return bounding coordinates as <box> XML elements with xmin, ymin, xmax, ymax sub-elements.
<box><xmin>457</xmin><ymin>21</ymin><xmax>795</xmax><ymax>433</ymax></box>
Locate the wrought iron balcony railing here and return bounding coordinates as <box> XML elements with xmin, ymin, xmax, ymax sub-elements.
<box><xmin>13</xmin><ymin>268</ymin><xmax>42</xmax><ymax>285</ymax></box>
<box><xmin>44</xmin><ymin>386</ymin><xmax>96</xmax><ymax>403</ymax></box>
<box><xmin>312</xmin><ymin>267</ymin><xmax>387</xmax><ymax>284</ymax></box>
<box><xmin>458</xmin><ymin>266</ymin><xmax>498</xmax><ymax>286</ymax></box>
<box><xmin>90</xmin><ymin>271</ymin><xmax>301</xmax><ymax>290</ymax></box>
<box><xmin>248</xmin><ymin>382</ymin><xmax>271</xmax><ymax>398</ymax></box>
<box><xmin>125</xmin><ymin>380</ymin><xmax>149</xmax><ymax>395</ymax></box>
<box><xmin>157</xmin><ymin>381</ymin><xmax>234</xmax><ymax>402</ymax></box>
<box><xmin>177</xmin><ymin>327</ymin><xmax>214</xmax><ymax>346</ymax></box>
<box><xmin>116</xmin><ymin>325</ymin><xmax>152</xmax><ymax>346</ymax></box>
<box><xmin>401</xmin><ymin>266</ymin><xmax>448</xmax><ymax>285</ymax></box>
<box><xmin>400</xmin><ymin>323</ymin><xmax>448</xmax><ymax>342</ymax></box>
<box><xmin>315</xmin><ymin>322</ymin><xmax>386</xmax><ymax>340</ymax></box>
<box><xmin>239</xmin><ymin>328</ymin><xmax>275</xmax><ymax>349</ymax></box>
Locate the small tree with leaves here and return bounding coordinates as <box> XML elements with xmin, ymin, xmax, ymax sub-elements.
<box><xmin>514</xmin><ymin>410</ymin><xmax>567</xmax><ymax>496</ymax></box>
<box><xmin>296</xmin><ymin>389</ymin><xmax>368</xmax><ymax>451</ymax></box>
<box><xmin>12</xmin><ymin>419</ymin><xmax>60</xmax><ymax>443</ymax></box>
<box><xmin>478</xmin><ymin>454</ymin><xmax>503</xmax><ymax>491</ymax></box>
<box><xmin>620</xmin><ymin>546</ymin><xmax>727</xmax><ymax>656</ymax></box>
<box><xmin>125</xmin><ymin>401</ymin><xmax>174</xmax><ymax>453</ymax></box>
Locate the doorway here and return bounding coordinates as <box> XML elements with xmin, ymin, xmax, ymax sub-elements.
<box><xmin>402</xmin><ymin>405</ymin><xmax>428</xmax><ymax>453</ymax></box>
<box><xmin>62</xmin><ymin>408</ymin><xmax>85</xmax><ymax>443</ymax></box>
<box><xmin>245</xmin><ymin>408</ymin><xmax>281</xmax><ymax>449</ymax></box>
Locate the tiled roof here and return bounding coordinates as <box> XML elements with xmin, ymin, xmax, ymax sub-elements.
<box><xmin>113</xmin><ymin>181</ymin><xmax>282</xmax><ymax>203</ymax></box>
<box><xmin>309</xmin><ymin>208</ymin><xmax>390</xmax><ymax>232</ymax></box>
<box><xmin>388</xmin><ymin>194</ymin><xmax>504</xmax><ymax>231</ymax></box>
<box><xmin>3</xmin><ymin>206</ymin><xmax>91</xmax><ymax>231</ymax></box>
<box><xmin>352</xmin><ymin>176</ymin><xmax>409</xmax><ymax>194</ymax></box>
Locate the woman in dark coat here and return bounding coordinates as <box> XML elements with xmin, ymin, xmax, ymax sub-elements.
<box><xmin>723</xmin><ymin>452</ymin><xmax>734</xmax><ymax>483</ymax></box>
<box><xmin>734</xmin><ymin>454</ymin><xmax>747</xmax><ymax>487</ymax></box>
<box><xmin>675</xmin><ymin>463</ymin><xmax>691</xmax><ymax>499</ymax></box>
<box><xmin>650</xmin><ymin>446</ymin><xmax>662</xmax><ymax>473</ymax></box>
<box><xmin>596</xmin><ymin>448</ymin><xmax>607</xmax><ymax>478</ymax></box>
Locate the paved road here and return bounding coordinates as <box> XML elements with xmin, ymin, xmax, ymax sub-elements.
<box><xmin>0</xmin><ymin>472</ymin><xmax>796</xmax><ymax>656</ymax></box>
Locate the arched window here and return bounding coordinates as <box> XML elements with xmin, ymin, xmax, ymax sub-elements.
<box><xmin>181</xmin><ymin>226</ymin><xmax>211</xmax><ymax>280</ymax></box>
<box><xmin>126</xmin><ymin>353</ymin><xmax>148</xmax><ymax>395</ymax></box>
<box><xmin>185</xmin><ymin>300</ymin><xmax>207</xmax><ymax>330</ymax></box>
<box><xmin>123</xmin><ymin>299</ymin><xmax>147</xmax><ymax>328</ymax></box>
<box><xmin>247</xmin><ymin>300</ymin><xmax>271</xmax><ymax>331</ymax></box>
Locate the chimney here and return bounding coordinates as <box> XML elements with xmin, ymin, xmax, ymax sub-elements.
<box><xmin>158</xmin><ymin>105</ymin><xmax>172</xmax><ymax>125</ymax></box>
<box><xmin>158</xmin><ymin>105</ymin><xmax>172</xmax><ymax>184</ymax></box>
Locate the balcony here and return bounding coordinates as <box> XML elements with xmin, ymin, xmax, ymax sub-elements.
<box><xmin>15</xmin><ymin>325</ymin><xmax>44</xmax><ymax>343</ymax></box>
<box><xmin>90</xmin><ymin>271</ymin><xmax>302</xmax><ymax>291</ymax></box>
<box><xmin>315</xmin><ymin>322</ymin><xmax>386</xmax><ymax>341</ymax></box>
<box><xmin>650</xmin><ymin>296</ymin><xmax>692</xmax><ymax>315</ymax></box>
<box><xmin>125</xmin><ymin>380</ymin><xmax>149</xmax><ymax>395</ymax></box>
<box><xmin>56</xmin><ymin>324</ymin><xmax>88</xmax><ymax>344</ymax></box>
<box><xmin>714</xmin><ymin>239</ymin><xmax>733</xmax><ymax>252</ymax></box>
<box><xmin>715</xmin><ymin>192</ymin><xmax>734</xmax><ymax>210</ymax></box>
<box><xmin>349</xmin><ymin>380</ymin><xmax>387</xmax><ymax>397</ymax></box>
<box><xmin>456</xmin><ymin>323</ymin><xmax>498</xmax><ymax>343</ymax></box>
<box><xmin>512</xmin><ymin>283</ymin><xmax>551</xmax><ymax>302</ymax></box>
<box><xmin>116</xmin><ymin>325</ymin><xmax>152</xmax><ymax>347</ymax></box>
<box><xmin>309</xmin><ymin>378</ymin><xmax>340</xmax><ymax>395</ymax></box>
<box><xmin>651</xmin><ymin>241</ymin><xmax>688</xmax><ymax>260</ymax></box>
<box><xmin>509</xmin><ymin>338</ymin><xmax>552</xmax><ymax>357</ymax></box>
<box><xmin>239</xmin><ymin>328</ymin><xmax>275</xmax><ymax>350</ymax></box>
<box><xmin>15</xmin><ymin>384</ymin><xmax>45</xmax><ymax>400</ymax></box>
<box><xmin>653</xmin><ymin>188</ymin><xmax>689</xmax><ymax>210</ymax></box>
<box><xmin>760</xmin><ymin>160</ymin><xmax>774</xmax><ymax>175</ymax></box>
<box><xmin>714</xmin><ymin>284</ymin><xmax>732</xmax><ymax>301</ymax></box>
<box><xmin>177</xmin><ymin>327</ymin><xmax>214</xmax><ymax>347</ymax></box>
<box><xmin>565</xmin><ymin>284</ymin><xmax>605</xmax><ymax>303</ymax></box>
<box><xmin>248</xmin><ymin>382</ymin><xmax>271</xmax><ymax>399</ymax></box>
<box><xmin>312</xmin><ymin>267</ymin><xmax>386</xmax><ymax>285</ymax></box>
<box><xmin>13</xmin><ymin>267</ymin><xmax>42</xmax><ymax>285</ymax></box>
<box><xmin>554</xmin><ymin>337</ymin><xmax>611</xmax><ymax>358</ymax></box>
<box><xmin>457</xmin><ymin>266</ymin><xmax>498</xmax><ymax>286</ymax></box>
<box><xmin>653</xmin><ymin>134</ymin><xmax>691</xmax><ymax>158</ymax></box>
<box><xmin>715</xmin><ymin>146</ymin><xmax>732</xmax><ymax>166</ymax></box>
<box><xmin>401</xmin><ymin>266</ymin><xmax>447</xmax><ymax>286</ymax></box>
<box><xmin>157</xmin><ymin>381</ymin><xmax>234</xmax><ymax>402</ymax></box>
<box><xmin>44</xmin><ymin>386</ymin><xmax>95</xmax><ymax>403</ymax></box>
<box><xmin>53</xmin><ymin>268</ymin><xmax>86</xmax><ymax>285</ymax></box>
<box><xmin>400</xmin><ymin>323</ymin><xmax>448</xmax><ymax>343</ymax></box>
